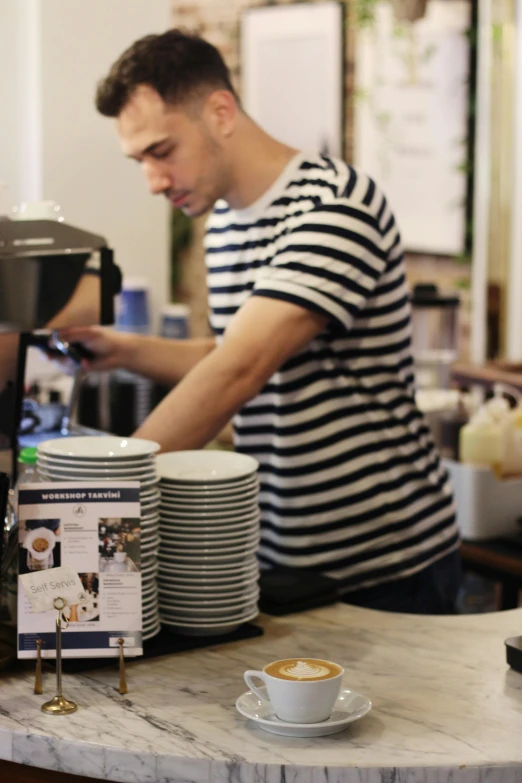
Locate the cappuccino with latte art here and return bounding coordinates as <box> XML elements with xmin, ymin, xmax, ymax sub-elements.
<box><xmin>264</xmin><ymin>658</ymin><xmax>342</xmax><ymax>681</ymax></box>
<box><xmin>244</xmin><ymin>657</ymin><xmax>344</xmax><ymax>723</ymax></box>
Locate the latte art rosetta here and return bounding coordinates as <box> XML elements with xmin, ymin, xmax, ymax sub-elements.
<box><xmin>264</xmin><ymin>657</ymin><xmax>342</xmax><ymax>680</ymax></box>
<box><xmin>280</xmin><ymin>661</ymin><xmax>331</xmax><ymax>679</ymax></box>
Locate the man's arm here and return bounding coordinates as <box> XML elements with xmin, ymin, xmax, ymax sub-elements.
<box><xmin>46</xmin><ymin>273</ymin><xmax>101</xmax><ymax>329</ymax></box>
<box><xmin>60</xmin><ymin>327</ymin><xmax>216</xmax><ymax>386</ymax></box>
<box><xmin>133</xmin><ymin>296</ymin><xmax>328</xmax><ymax>452</ymax></box>
<box><xmin>113</xmin><ymin>335</ymin><xmax>216</xmax><ymax>385</ymax></box>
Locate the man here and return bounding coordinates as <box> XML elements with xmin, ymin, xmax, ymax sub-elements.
<box><xmin>63</xmin><ymin>29</ymin><xmax>461</xmax><ymax>613</ymax></box>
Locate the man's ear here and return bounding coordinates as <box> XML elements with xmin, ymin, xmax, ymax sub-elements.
<box><xmin>204</xmin><ymin>90</ymin><xmax>237</xmax><ymax>138</ymax></box>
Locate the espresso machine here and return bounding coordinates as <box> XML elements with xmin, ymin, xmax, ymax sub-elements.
<box><xmin>0</xmin><ymin>217</ymin><xmax>121</xmax><ymax>606</ymax></box>
<box><xmin>0</xmin><ymin>217</ymin><xmax>121</xmax><ymax>457</ymax></box>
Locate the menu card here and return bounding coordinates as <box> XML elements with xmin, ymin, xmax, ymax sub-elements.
<box><xmin>17</xmin><ymin>482</ymin><xmax>143</xmax><ymax>658</ymax></box>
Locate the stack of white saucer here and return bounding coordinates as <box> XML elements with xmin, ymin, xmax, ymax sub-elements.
<box><xmin>157</xmin><ymin>451</ymin><xmax>260</xmax><ymax>636</ymax></box>
<box><xmin>36</xmin><ymin>436</ymin><xmax>162</xmax><ymax>640</ymax></box>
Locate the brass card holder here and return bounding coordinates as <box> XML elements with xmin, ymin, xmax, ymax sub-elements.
<box><xmin>118</xmin><ymin>637</ymin><xmax>128</xmax><ymax>694</ymax></box>
<box><xmin>41</xmin><ymin>597</ymin><xmax>78</xmax><ymax>715</ymax></box>
<box><xmin>34</xmin><ymin>638</ymin><xmax>43</xmax><ymax>695</ymax></box>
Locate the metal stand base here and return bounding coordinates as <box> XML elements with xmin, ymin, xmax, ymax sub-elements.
<box><xmin>41</xmin><ymin>695</ymin><xmax>78</xmax><ymax>715</ymax></box>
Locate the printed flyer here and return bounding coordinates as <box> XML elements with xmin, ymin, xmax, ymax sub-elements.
<box><xmin>17</xmin><ymin>482</ymin><xmax>143</xmax><ymax>658</ymax></box>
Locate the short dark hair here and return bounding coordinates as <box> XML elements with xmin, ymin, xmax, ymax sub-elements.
<box><xmin>95</xmin><ymin>29</ymin><xmax>238</xmax><ymax>117</ymax></box>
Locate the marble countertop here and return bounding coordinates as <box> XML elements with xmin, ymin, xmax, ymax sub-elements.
<box><xmin>1</xmin><ymin>604</ymin><xmax>522</xmax><ymax>783</ymax></box>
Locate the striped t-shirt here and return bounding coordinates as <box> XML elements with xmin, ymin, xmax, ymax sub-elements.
<box><xmin>205</xmin><ymin>152</ymin><xmax>458</xmax><ymax>593</ymax></box>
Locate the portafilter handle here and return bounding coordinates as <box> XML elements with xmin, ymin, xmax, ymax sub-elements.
<box><xmin>50</xmin><ymin>331</ymin><xmax>95</xmax><ymax>364</ymax></box>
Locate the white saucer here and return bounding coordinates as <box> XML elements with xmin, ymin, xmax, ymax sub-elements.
<box><xmin>235</xmin><ymin>687</ymin><xmax>371</xmax><ymax>738</ymax></box>
<box><xmin>157</xmin><ymin>450</ymin><xmax>258</xmax><ymax>483</ymax></box>
<box><xmin>160</xmin><ymin>480</ymin><xmax>258</xmax><ymax>499</ymax></box>
<box><xmin>38</xmin><ymin>436</ymin><xmax>160</xmax><ymax>460</ymax></box>
<box><xmin>161</xmin><ymin>605</ymin><xmax>259</xmax><ymax>635</ymax></box>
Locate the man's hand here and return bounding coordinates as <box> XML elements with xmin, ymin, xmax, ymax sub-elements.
<box><xmin>58</xmin><ymin>327</ymin><xmax>135</xmax><ymax>372</ymax></box>
<box><xmin>60</xmin><ymin>327</ymin><xmax>216</xmax><ymax>385</ymax></box>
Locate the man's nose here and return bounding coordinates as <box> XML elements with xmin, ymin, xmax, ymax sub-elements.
<box><xmin>143</xmin><ymin>161</ymin><xmax>171</xmax><ymax>195</ymax></box>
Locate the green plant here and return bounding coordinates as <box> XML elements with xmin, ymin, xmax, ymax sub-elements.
<box><xmin>355</xmin><ymin>0</ymin><xmax>380</xmax><ymax>28</ymax></box>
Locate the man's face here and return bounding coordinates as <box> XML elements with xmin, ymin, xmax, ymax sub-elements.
<box><xmin>116</xmin><ymin>85</ymin><xmax>232</xmax><ymax>217</ymax></box>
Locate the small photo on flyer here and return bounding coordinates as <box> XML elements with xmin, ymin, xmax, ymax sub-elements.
<box><xmin>63</xmin><ymin>572</ymin><xmax>100</xmax><ymax>623</ymax></box>
<box><xmin>18</xmin><ymin>518</ymin><xmax>61</xmax><ymax>575</ymax></box>
<box><xmin>99</xmin><ymin>517</ymin><xmax>141</xmax><ymax>574</ymax></box>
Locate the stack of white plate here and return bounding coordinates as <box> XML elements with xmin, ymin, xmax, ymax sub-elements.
<box><xmin>157</xmin><ymin>450</ymin><xmax>260</xmax><ymax>636</ymax></box>
<box><xmin>36</xmin><ymin>436</ymin><xmax>162</xmax><ymax>641</ymax></box>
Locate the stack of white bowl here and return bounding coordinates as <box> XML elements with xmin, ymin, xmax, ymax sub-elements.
<box><xmin>36</xmin><ymin>436</ymin><xmax>162</xmax><ymax>641</ymax></box>
<box><xmin>157</xmin><ymin>451</ymin><xmax>260</xmax><ymax>636</ymax></box>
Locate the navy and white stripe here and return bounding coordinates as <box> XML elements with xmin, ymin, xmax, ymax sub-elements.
<box><xmin>205</xmin><ymin>152</ymin><xmax>458</xmax><ymax>593</ymax></box>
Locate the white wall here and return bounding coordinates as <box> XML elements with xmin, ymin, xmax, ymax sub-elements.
<box><xmin>0</xmin><ymin>0</ymin><xmax>172</xmax><ymax>328</ymax></box>
<box><xmin>0</xmin><ymin>0</ymin><xmax>24</xmax><ymax>205</ymax></box>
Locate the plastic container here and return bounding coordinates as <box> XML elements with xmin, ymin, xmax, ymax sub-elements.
<box><xmin>116</xmin><ymin>277</ymin><xmax>151</xmax><ymax>333</ymax></box>
<box><xmin>16</xmin><ymin>447</ymin><xmax>39</xmax><ymax>489</ymax></box>
<box><xmin>444</xmin><ymin>458</ymin><xmax>522</xmax><ymax>540</ymax></box>
<box><xmin>459</xmin><ymin>387</ymin><xmax>512</xmax><ymax>472</ymax></box>
<box><xmin>161</xmin><ymin>303</ymin><xmax>190</xmax><ymax>340</ymax></box>
<box><xmin>14</xmin><ymin>447</ymin><xmax>41</xmax><ymax>512</ymax></box>
<box><xmin>459</xmin><ymin>412</ymin><xmax>507</xmax><ymax>470</ymax></box>
<box><xmin>114</xmin><ymin>277</ymin><xmax>152</xmax><ymax>429</ymax></box>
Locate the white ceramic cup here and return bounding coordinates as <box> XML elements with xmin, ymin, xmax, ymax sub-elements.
<box><xmin>23</xmin><ymin>527</ymin><xmax>56</xmax><ymax>560</ymax></box>
<box><xmin>15</xmin><ymin>200</ymin><xmax>62</xmax><ymax>221</ymax></box>
<box><xmin>244</xmin><ymin>658</ymin><xmax>343</xmax><ymax>723</ymax></box>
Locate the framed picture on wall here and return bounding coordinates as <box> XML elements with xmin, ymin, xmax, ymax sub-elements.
<box><xmin>354</xmin><ymin>1</ymin><xmax>471</xmax><ymax>255</ymax></box>
<box><xmin>241</xmin><ymin>2</ymin><xmax>344</xmax><ymax>156</ymax></box>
